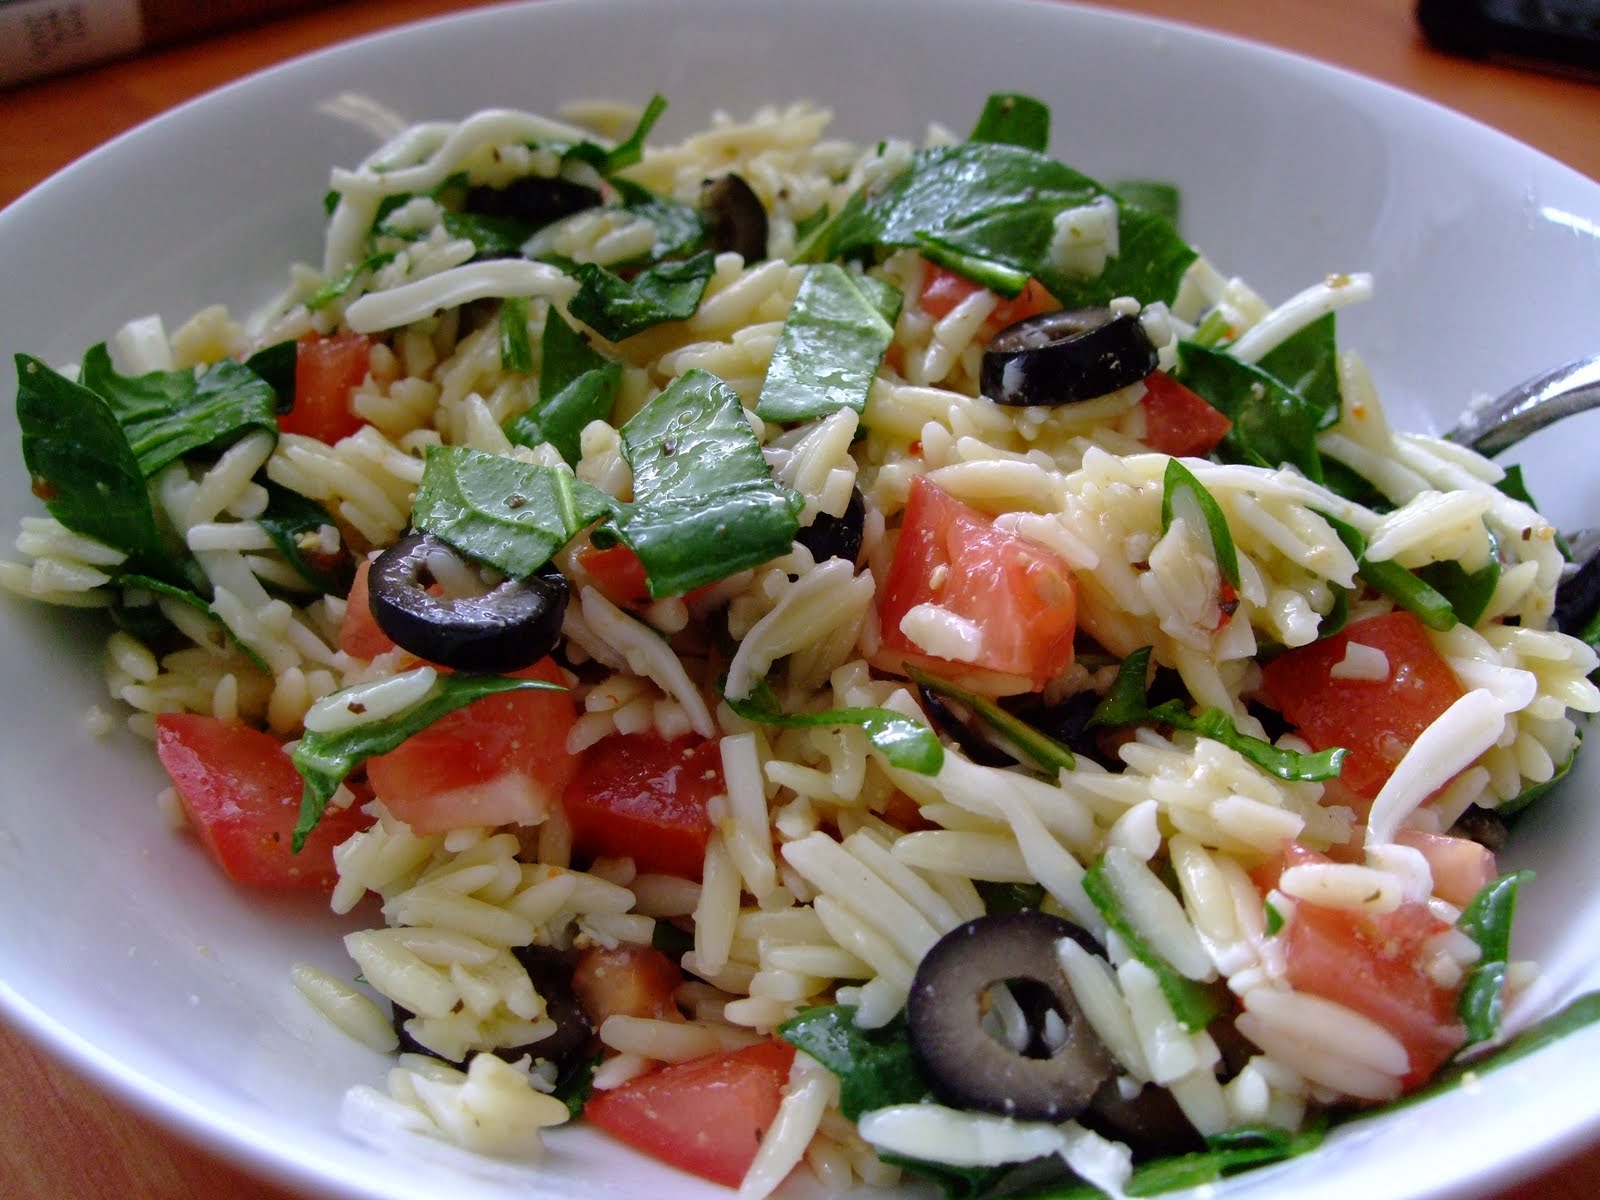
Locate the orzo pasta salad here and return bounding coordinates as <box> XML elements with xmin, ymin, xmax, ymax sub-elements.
<box><xmin>9</xmin><ymin>93</ymin><xmax>1600</xmax><ymax>1197</ymax></box>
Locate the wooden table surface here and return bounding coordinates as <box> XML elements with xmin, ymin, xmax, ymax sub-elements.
<box><xmin>3</xmin><ymin>1</ymin><xmax>1598</xmax><ymax>1197</ymax></box>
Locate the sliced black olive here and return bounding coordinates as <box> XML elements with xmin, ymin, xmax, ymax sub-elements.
<box><xmin>907</xmin><ymin>910</ymin><xmax>1115</xmax><ymax>1121</ymax></box>
<box><xmin>979</xmin><ymin>308</ymin><xmax>1157</xmax><ymax>407</ymax></box>
<box><xmin>391</xmin><ymin>945</ymin><xmax>593</xmax><ymax>1075</ymax></box>
<box><xmin>916</xmin><ymin>684</ymin><xmax>1015</xmax><ymax>768</ymax></box>
<box><xmin>368</xmin><ymin>531</ymin><xmax>568</xmax><ymax>672</ymax></box>
<box><xmin>1085</xmin><ymin>1077</ymin><xmax>1202</xmax><ymax>1157</ymax></box>
<box><xmin>795</xmin><ymin>486</ymin><xmax>865</xmax><ymax>566</ymax></box>
<box><xmin>464</xmin><ymin>176</ymin><xmax>603</xmax><ymax>229</ymax></box>
<box><xmin>700</xmin><ymin>173</ymin><xmax>768</xmax><ymax>262</ymax></box>
<box><xmin>1451</xmin><ymin>805</ymin><xmax>1510</xmax><ymax>852</ymax></box>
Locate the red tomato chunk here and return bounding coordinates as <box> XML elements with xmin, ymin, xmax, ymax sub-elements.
<box><xmin>1259</xmin><ymin>611</ymin><xmax>1464</xmax><ymax>802</ymax></box>
<box><xmin>919</xmin><ymin>263</ymin><xmax>1057</xmax><ymax>330</ymax></box>
<box><xmin>154</xmin><ymin>713</ymin><xmax>370</xmax><ymax>890</ymax></box>
<box><xmin>365</xmin><ymin>657</ymin><xmax>578</xmax><ymax>834</ymax></box>
<box><xmin>338</xmin><ymin>556</ymin><xmax>401</xmax><ymax>661</ymax></box>
<box><xmin>1136</xmin><ymin>370</ymin><xmax>1232</xmax><ymax>458</ymax></box>
<box><xmin>877</xmin><ymin>475</ymin><xmax>1077</xmax><ymax>691</ymax></box>
<box><xmin>562</xmin><ymin>733</ymin><xmax>724</xmax><ymax>878</ymax></box>
<box><xmin>1258</xmin><ymin>843</ymin><xmax>1467</xmax><ymax>1089</ymax></box>
<box><xmin>585</xmin><ymin>1039</ymin><xmax>796</xmax><ymax>1188</ymax></box>
<box><xmin>280</xmin><ymin>331</ymin><xmax>371</xmax><ymax>443</ymax></box>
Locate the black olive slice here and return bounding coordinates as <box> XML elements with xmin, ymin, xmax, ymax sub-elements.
<box><xmin>979</xmin><ymin>308</ymin><xmax>1157</xmax><ymax>407</ymax></box>
<box><xmin>907</xmin><ymin>911</ymin><xmax>1115</xmax><ymax>1121</ymax></box>
<box><xmin>464</xmin><ymin>177</ymin><xmax>603</xmax><ymax>229</ymax></box>
<box><xmin>368</xmin><ymin>531</ymin><xmax>568</xmax><ymax>672</ymax></box>
<box><xmin>391</xmin><ymin>945</ymin><xmax>594</xmax><ymax>1076</ymax></box>
<box><xmin>701</xmin><ymin>173</ymin><xmax>769</xmax><ymax>262</ymax></box>
<box><xmin>1085</xmin><ymin>1076</ymin><xmax>1202</xmax><ymax>1157</ymax></box>
<box><xmin>795</xmin><ymin>486</ymin><xmax>865</xmax><ymax>566</ymax></box>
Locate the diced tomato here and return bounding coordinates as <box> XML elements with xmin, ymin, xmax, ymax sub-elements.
<box><xmin>154</xmin><ymin>713</ymin><xmax>370</xmax><ymax>890</ymax></box>
<box><xmin>876</xmin><ymin>475</ymin><xmax>1077</xmax><ymax>692</ymax></box>
<box><xmin>364</xmin><ymin>657</ymin><xmax>579</xmax><ymax>834</ymax></box>
<box><xmin>580</xmin><ymin>542</ymin><xmax>653</xmax><ymax>608</ymax></box>
<box><xmin>1324</xmin><ymin>827</ymin><xmax>1498</xmax><ymax>910</ymax></box>
<box><xmin>562</xmin><ymin>734</ymin><xmax>724</xmax><ymax>878</ymax></box>
<box><xmin>280</xmin><ymin>331</ymin><xmax>371</xmax><ymax>443</ymax></box>
<box><xmin>338</xmin><ymin>557</ymin><xmax>401</xmax><ymax>660</ymax></box>
<box><xmin>1259</xmin><ymin>842</ymin><xmax>1467</xmax><ymax>1088</ymax></box>
<box><xmin>1394</xmin><ymin>829</ymin><xmax>1497</xmax><ymax>909</ymax></box>
<box><xmin>1259</xmin><ymin>611</ymin><xmax>1464</xmax><ymax>802</ymax></box>
<box><xmin>1137</xmin><ymin>371</ymin><xmax>1232</xmax><ymax>457</ymax></box>
<box><xmin>573</xmin><ymin>945</ymin><xmax>684</xmax><ymax>1027</ymax></box>
<box><xmin>919</xmin><ymin>263</ymin><xmax>1057</xmax><ymax>330</ymax></box>
<box><xmin>586</xmin><ymin>1040</ymin><xmax>796</xmax><ymax>1188</ymax></box>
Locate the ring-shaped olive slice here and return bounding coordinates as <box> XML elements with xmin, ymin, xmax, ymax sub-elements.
<box><xmin>906</xmin><ymin>910</ymin><xmax>1115</xmax><ymax>1121</ymax></box>
<box><xmin>368</xmin><ymin>531</ymin><xmax>568</xmax><ymax>672</ymax></box>
<box><xmin>979</xmin><ymin>307</ymin><xmax>1157</xmax><ymax>406</ymax></box>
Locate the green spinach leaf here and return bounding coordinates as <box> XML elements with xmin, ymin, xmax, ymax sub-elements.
<box><xmin>608</xmin><ymin>369</ymin><xmax>803</xmax><ymax>597</ymax></box>
<box><xmin>1176</xmin><ymin>342</ymin><xmax>1325</xmax><ymax>482</ymax></box>
<box><xmin>80</xmin><ymin>344</ymin><xmax>279</xmax><ymax>478</ymax></box>
<box><xmin>256</xmin><ymin>482</ymin><xmax>352</xmax><ymax>596</ymax></box>
<box><xmin>498</xmin><ymin>295</ymin><xmax>534</xmax><ymax>372</ymax></box>
<box><xmin>504</xmin><ymin>309</ymin><xmax>621</xmax><ymax>464</ymax></box>
<box><xmin>1456</xmin><ymin>870</ymin><xmax>1534</xmax><ymax>1045</ymax></box>
<box><xmin>1320</xmin><ymin>512</ymin><xmax>1458</xmax><ymax>631</ymax></box>
<box><xmin>1083</xmin><ymin>853</ymin><xmax>1222</xmax><ymax>1032</ymax></box>
<box><xmin>969</xmin><ymin>92</ymin><xmax>1051</xmax><ymax>152</ymax></box>
<box><xmin>1089</xmin><ymin>648</ymin><xmax>1346</xmax><ymax>782</ymax></box>
<box><xmin>755</xmin><ymin>264</ymin><xmax>902</xmax><ymax>424</ymax></box>
<box><xmin>1111</xmin><ymin>179</ymin><xmax>1181</xmax><ymax>228</ymax></box>
<box><xmin>411</xmin><ymin>446</ymin><xmax>614</xmax><ymax>578</ymax></box>
<box><xmin>724</xmin><ymin>678</ymin><xmax>944</xmax><ymax>774</ymax></box>
<box><xmin>14</xmin><ymin>354</ymin><xmax>191</xmax><ymax>587</ymax></box>
<box><xmin>567</xmin><ymin>250</ymin><xmax>715</xmax><ymax>341</ymax></box>
<box><xmin>1160</xmin><ymin>458</ymin><xmax>1240</xmax><ymax>590</ymax></box>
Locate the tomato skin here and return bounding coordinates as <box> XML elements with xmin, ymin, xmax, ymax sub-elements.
<box><xmin>572</xmin><ymin>945</ymin><xmax>684</xmax><ymax>1027</ymax></box>
<box><xmin>365</xmin><ymin>657</ymin><xmax>579</xmax><ymax>834</ymax></box>
<box><xmin>281</xmin><ymin>332</ymin><xmax>371</xmax><ymax>443</ymax></box>
<box><xmin>919</xmin><ymin>263</ymin><xmax>1057</xmax><ymax>329</ymax></box>
<box><xmin>585</xmin><ymin>1039</ymin><xmax>796</xmax><ymax>1188</ymax></box>
<box><xmin>1259</xmin><ymin>612</ymin><xmax>1464</xmax><ymax>801</ymax></box>
<box><xmin>154</xmin><ymin>713</ymin><xmax>369</xmax><ymax>890</ymax></box>
<box><xmin>877</xmin><ymin>475</ymin><xmax>1077</xmax><ymax>691</ymax></box>
<box><xmin>1137</xmin><ymin>371</ymin><xmax>1232</xmax><ymax>457</ymax></box>
<box><xmin>562</xmin><ymin>734</ymin><xmax>724</xmax><ymax>878</ymax></box>
<box><xmin>579</xmin><ymin>542</ymin><xmax>653</xmax><ymax>608</ymax></box>
<box><xmin>338</xmin><ymin>557</ymin><xmax>401</xmax><ymax>660</ymax></box>
<box><xmin>1259</xmin><ymin>843</ymin><xmax>1467</xmax><ymax>1089</ymax></box>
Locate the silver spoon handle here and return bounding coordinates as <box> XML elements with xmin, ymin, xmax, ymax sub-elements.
<box><xmin>1446</xmin><ymin>356</ymin><xmax>1600</xmax><ymax>458</ymax></box>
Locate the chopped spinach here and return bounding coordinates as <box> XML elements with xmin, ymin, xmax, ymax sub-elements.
<box><xmin>1176</xmin><ymin>341</ymin><xmax>1326</xmax><ymax>482</ymax></box>
<box><xmin>808</xmin><ymin>139</ymin><xmax>1195</xmax><ymax>307</ymax></box>
<box><xmin>969</xmin><ymin>92</ymin><xmax>1051</xmax><ymax>152</ymax></box>
<box><xmin>79</xmin><ymin>344</ymin><xmax>279</xmax><ymax>478</ymax></box>
<box><xmin>1160</xmin><ymin>458</ymin><xmax>1240</xmax><ymax>591</ymax></box>
<box><xmin>1111</xmin><ymin>179</ymin><xmax>1181</xmax><ymax>228</ymax></box>
<box><xmin>606</xmin><ymin>369</ymin><xmax>803</xmax><ymax>598</ymax></box>
<box><xmin>15</xmin><ymin>354</ymin><xmax>194</xmax><ymax>588</ymax></box>
<box><xmin>723</xmin><ymin>678</ymin><xmax>944</xmax><ymax>774</ymax></box>
<box><xmin>566</xmin><ymin>250</ymin><xmax>715</xmax><ymax>341</ymax></box>
<box><xmin>1082</xmin><ymin>853</ymin><xmax>1222</xmax><ymax>1032</ymax></box>
<box><xmin>754</xmin><ymin>264</ymin><xmax>902</xmax><ymax>424</ymax></box>
<box><xmin>1456</xmin><ymin>870</ymin><xmax>1534</xmax><ymax>1045</ymax></box>
<box><xmin>256</xmin><ymin>482</ymin><xmax>352</xmax><ymax>596</ymax></box>
<box><xmin>498</xmin><ymin>295</ymin><xmax>534</xmax><ymax>373</ymax></box>
<box><xmin>291</xmin><ymin>672</ymin><xmax>565</xmax><ymax>850</ymax></box>
<box><xmin>305</xmin><ymin>250</ymin><xmax>396</xmax><ymax>312</ymax></box>
<box><xmin>1320</xmin><ymin>511</ymin><xmax>1458</xmax><ymax>631</ymax></box>
<box><xmin>503</xmin><ymin>309</ymin><xmax>621</xmax><ymax>464</ymax></box>
<box><xmin>410</xmin><ymin>446</ymin><xmax>613</xmax><ymax>579</ymax></box>
<box><xmin>1089</xmin><ymin>648</ymin><xmax>1347</xmax><ymax>783</ymax></box>
<box><xmin>906</xmin><ymin>664</ymin><xmax>1075</xmax><ymax>774</ymax></box>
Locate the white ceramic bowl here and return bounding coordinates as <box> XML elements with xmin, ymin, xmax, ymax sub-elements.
<box><xmin>3</xmin><ymin>2</ymin><xmax>1599</xmax><ymax>1198</ymax></box>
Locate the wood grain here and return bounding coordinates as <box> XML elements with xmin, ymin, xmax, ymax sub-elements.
<box><xmin>2</xmin><ymin>2</ymin><xmax>1597</xmax><ymax>1197</ymax></box>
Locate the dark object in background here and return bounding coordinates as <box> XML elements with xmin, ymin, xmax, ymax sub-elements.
<box><xmin>1417</xmin><ymin>0</ymin><xmax>1600</xmax><ymax>82</ymax></box>
<box><xmin>2</xmin><ymin>0</ymin><xmax>326</xmax><ymax>87</ymax></box>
